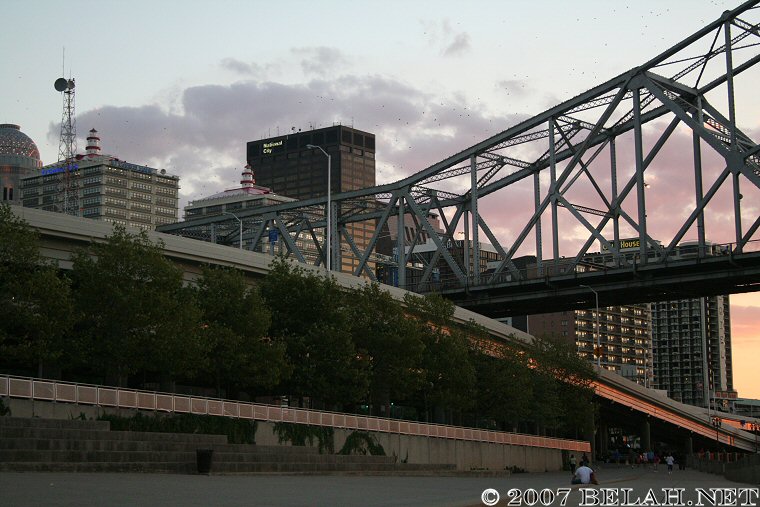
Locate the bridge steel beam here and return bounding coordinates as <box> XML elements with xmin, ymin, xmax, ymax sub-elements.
<box><xmin>156</xmin><ymin>1</ymin><xmax>760</xmax><ymax>301</ymax></box>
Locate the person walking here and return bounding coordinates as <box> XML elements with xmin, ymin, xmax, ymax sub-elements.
<box><xmin>569</xmin><ymin>454</ymin><xmax>577</xmax><ymax>474</ymax></box>
<box><xmin>665</xmin><ymin>453</ymin><xmax>675</xmax><ymax>475</ymax></box>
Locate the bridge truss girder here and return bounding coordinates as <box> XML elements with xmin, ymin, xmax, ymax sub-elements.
<box><xmin>159</xmin><ymin>1</ymin><xmax>760</xmax><ymax>292</ymax></box>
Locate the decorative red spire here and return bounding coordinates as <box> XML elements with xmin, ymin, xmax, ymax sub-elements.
<box><xmin>241</xmin><ymin>164</ymin><xmax>255</xmax><ymax>188</ymax></box>
<box><xmin>85</xmin><ymin>128</ymin><xmax>101</xmax><ymax>158</ymax></box>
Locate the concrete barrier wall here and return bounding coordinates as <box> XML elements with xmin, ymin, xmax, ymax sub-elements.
<box><xmin>7</xmin><ymin>398</ymin><xmax>565</xmax><ymax>472</ymax></box>
<box><xmin>255</xmin><ymin>421</ymin><xmax>562</xmax><ymax>472</ymax></box>
<box><xmin>688</xmin><ymin>454</ymin><xmax>760</xmax><ymax>485</ymax></box>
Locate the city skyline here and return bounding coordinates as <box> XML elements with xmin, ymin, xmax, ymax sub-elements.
<box><xmin>3</xmin><ymin>0</ymin><xmax>758</xmax><ymax>398</ymax></box>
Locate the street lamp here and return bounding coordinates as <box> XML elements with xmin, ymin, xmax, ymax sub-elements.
<box><xmin>306</xmin><ymin>144</ymin><xmax>332</xmax><ymax>271</ymax></box>
<box><xmin>222</xmin><ymin>211</ymin><xmax>242</xmax><ymax>250</ymax></box>
<box><xmin>711</xmin><ymin>416</ymin><xmax>722</xmax><ymax>450</ymax></box>
<box><xmin>580</xmin><ymin>284</ymin><xmax>601</xmax><ymax>367</ymax></box>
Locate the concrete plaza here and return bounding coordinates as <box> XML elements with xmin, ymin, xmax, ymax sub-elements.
<box><xmin>0</xmin><ymin>465</ymin><xmax>753</xmax><ymax>507</ymax></box>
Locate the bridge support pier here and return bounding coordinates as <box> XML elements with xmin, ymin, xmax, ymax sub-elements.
<box><xmin>597</xmin><ymin>423</ymin><xmax>609</xmax><ymax>458</ymax></box>
<box><xmin>584</xmin><ymin>410</ymin><xmax>596</xmax><ymax>462</ymax></box>
<box><xmin>640</xmin><ymin>418</ymin><xmax>651</xmax><ymax>452</ymax></box>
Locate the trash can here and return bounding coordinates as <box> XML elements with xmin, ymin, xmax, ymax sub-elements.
<box><xmin>196</xmin><ymin>449</ymin><xmax>214</xmax><ymax>474</ymax></box>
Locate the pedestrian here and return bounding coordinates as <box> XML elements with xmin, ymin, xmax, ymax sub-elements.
<box><xmin>569</xmin><ymin>454</ymin><xmax>577</xmax><ymax>473</ymax></box>
<box><xmin>571</xmin><ymin>464</ymin><xmax>599</xmax><ymax>485</ymax></box>
<box><xmin>580</xmin><ymin>453</ymin><xmax>589</xmax><ymax>467</ymax></box>
<box><xmin>665</xmin><ymin>453</ymin><xmax>675</xmax><ymax>474</ymax></box>
<box><xmin>653</xmin><ymin>453</ymin><xmax>660</xmax><ymax>470</ymax></box>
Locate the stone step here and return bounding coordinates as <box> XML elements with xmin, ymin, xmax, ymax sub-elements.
<box><xmin>0</xmin><ymin>426</ymin><xmax>227</xmax><ymax>444</ymax></box>
<box><xmin>0</xmin><ymin>449</ymin><xmax>197</xmax><ymax>463</ymax></box>
<box><xmin>0</xmin><ymin>461</ymin><xmax>196</xmax><ymax>474</ymax></box>
<box><xmin>213</xmin><ymin>443</ymin><xmax>320</xmax><ymax>455</ymax></box>
<box><xmin>0</xmin><ymin>438</ymin><xmax>221</xmax><ymax>452</ymax></box>
<box><xmin>209</xmin><ymin>451</ymin><xmax>396</xmax><ymax>464</ymax></box>
<box><xmin>0</xmin><ymin>416</ymin><xmax>110</xmax><ymax>431</ymax></box>
<box><xmin>208</xmin><ymin>461</ymin><xmax>458</xmax><ymax>474</ymax></box>
<box><xmin>0</xmin><ymin>417</ymin><xmax>461</xmax><ymax>475</ymax></box>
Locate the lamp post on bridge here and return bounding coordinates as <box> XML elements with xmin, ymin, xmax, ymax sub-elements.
<box><xmin>581</xmin><ymin>284</ymin><xmax>601</xmax><ymax>368</ymax></box>
<box><xmin>306</xmin><ymin>144</ymin><xmax>332</xmax><ymax>272</ymax></box>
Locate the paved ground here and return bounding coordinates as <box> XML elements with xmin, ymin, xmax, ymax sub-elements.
<box><xmin>0</xmin><ymin>464</ymin><xmax>754</xmax><ymax>507</ymax></box>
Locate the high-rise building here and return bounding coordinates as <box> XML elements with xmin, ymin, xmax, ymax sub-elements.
<box><xmin>247</xmin><ymin>126</ymin><xmax>376</xmax><ymax>273</ymax></box>
<box><xmin>528</xmin><ymin>305</ymin><xmax>652</xmax><ymax>386</ymax></box>
<box><xmin>20</xmin><ymin>129</ymin><xmax>179</xmax><ymax>230</ymax></box>
<box><xmin>651</xmin><ymin>296</ymin><xmax>734</xmax><ymax>408</ymax></box>
<box><xmin>0</xmin><ymin>124</ymin><xmax>43</xmax><ymax>205</ymax></box>
<box><xmin>583</xmin><ymin>239</ymin><xmax>735</xmax><ymax>406</ymax></box>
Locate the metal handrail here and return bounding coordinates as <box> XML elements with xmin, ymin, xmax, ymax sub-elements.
<box><xmin>0</xmin><ymin>374</ymin><xmax>589</xmax><ymax>452</ymax></box>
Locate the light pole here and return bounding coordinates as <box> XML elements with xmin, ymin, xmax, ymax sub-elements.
<box><xmin>222</xmin><ymin>211</ymin><xmax>242</xmax><ymax>250</ymax></box>
<box><xmin>580</xmin><ymin>284</ymin><xmax>601</xmax><ymax>367</ymax></box>
<box><xmin>711</xmin><ymin>416</ymin><xmax>722</xmax><ymax>451</ymax></box>
<box><xmin>307</xmin><ymin>144</ymin><xmax>332</xmax><ymax>271</ymax></box>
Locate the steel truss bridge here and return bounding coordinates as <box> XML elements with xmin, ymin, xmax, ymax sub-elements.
<box><xmin>159</xmin><ymin>1</ymin><xmax>760</xmax><ymax>315</ymax></box>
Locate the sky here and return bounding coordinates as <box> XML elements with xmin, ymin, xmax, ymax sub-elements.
<box><xmin>3</xmin><ymin>0</ymin><xmax>759</xmax><ymax>398</ymax></box>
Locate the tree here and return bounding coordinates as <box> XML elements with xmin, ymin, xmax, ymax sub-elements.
<box><xmin>260</xmin><ymin>258</ymin><xmax>368</xmax><ymax>408</ymax></box>
<box><xmin>348</xmin><ymin>283</ymin><xmax>424</xmax><ymax>416</ymax></box>
<box><xmin>0</xmin><ymin>204</ymin><xmax>73</xmax><ymax>377</ymax></box>
<box><xmin>403</xmin><ymin>293</ymin><xmax>476</xmax><ymax>423</ymax></box>
<box><xmin>193</xmin><ymin>265</ymin><xmax>287</xmax><ymax>397</ymax></box>
<box><xmin>69</xmin><ymin>226</ymin><xmax>202</xmax><ymax>387</ymax></box>
<box><xmin>528</xmin><ymin>334</ymin><xmax>597</xmax><ymax>436</ymax></box>
<box><xmin>472</xmin><ymin>344</ymin><xmax>534</xmax><ymax>431</ymax></box>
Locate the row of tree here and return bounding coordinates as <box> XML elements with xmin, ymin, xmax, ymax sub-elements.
<box><xmin>0</xmin><ymin>204</ymin><xmax>596</xmax><ymax>437</ymax></box>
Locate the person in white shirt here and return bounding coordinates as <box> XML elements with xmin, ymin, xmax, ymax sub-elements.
<box><xmin>665</xmin><ymin>453</ymin><xmax>675</xmax><ymax>474</ymax></box>
<box><xmin>571</xmin><ymin>464</ymin><xmax>598</xmax><ymax>484</ymax></box>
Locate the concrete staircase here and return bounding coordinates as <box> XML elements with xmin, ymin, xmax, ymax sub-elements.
<box><xmin>0</xmin><ymin>416</ymin><xmax>457</xmax><ymax>475</ymax></box>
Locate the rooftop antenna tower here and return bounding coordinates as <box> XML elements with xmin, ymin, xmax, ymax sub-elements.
<box><xmin>54</xmin><ymin>49</ymin><xmax>78</xmax><ymax>215</ymax></box>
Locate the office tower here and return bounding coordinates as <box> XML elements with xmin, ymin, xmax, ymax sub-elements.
<box><xmin>247</xmin><ymin>126</ymin><xmax>376</xmax><ymax>273</ymax></box>
<box><xmin>21</xmin><ymin>129</ymin><xmax>179</xmax><ymax>230</ymax></box>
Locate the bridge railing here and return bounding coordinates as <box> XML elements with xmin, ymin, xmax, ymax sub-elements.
<box><xmin>414</xmin><ymin>239</ymin><xmax>760</xmax><ymax>292</ymax></box>
<box><xmin>0</xmin><ymin>374</ymin><xmax>590</xmax><ymax>452</ymax></box>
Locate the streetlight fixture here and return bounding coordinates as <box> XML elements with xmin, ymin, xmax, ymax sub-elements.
<box><xmin>306</xmin><ymin>144</ymin><xmax>332</xmax><ymax>271</ymax></box>
<box><xmin>711</xmin><ymin>416</ymin><xmax>722</xmax><ymax>450</ymax></box>
<box><xmin>580</xmin><ymin>284</ymin><xmax>601</xmax><ymax>368</ymax></box>
<box><xmin>222</xmin><ymin>211</ymin><xmax>243</xmax><ymax>250</ymax></box>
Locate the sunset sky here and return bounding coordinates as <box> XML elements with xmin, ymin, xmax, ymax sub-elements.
<box><xmin>3</xmin><ymin>1</ymin><xmax>758</xmax><ymax>397</ymax></box>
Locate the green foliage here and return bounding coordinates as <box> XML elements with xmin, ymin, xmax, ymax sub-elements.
<box><xmin>0</xmin><ymin>204</ymin><xmax>39</xmax><ymax>267</ymax></box>
<box><xmin>348</xmin><ymin>283</ymin><xmax>424</xmax><ymax>412</ymax></box>
<box><xmin>529</xmin><ymin>335</ymin><xmax>597</xmax><ymax>434</ymax></box>
<box><xmin>98</xmin><ymin>412</ymin><xmax>257</xmax><ymax>444</ymax></box>
<box><xmin>273</xmin><ymin>422</ymin><xmax>334</xmax><ymax>454</ymax></box>
<box><xmin>472</xmin><ymin>345</ymin><xmax>534</xmax><ymax>429</ymax></box>
<box><xmin>194</xmin><ymin>265</ymin><xmax>287</xmax><ymax>396</ymax></box>
<box><xmin>70</xmin><ymin>226</ymin><xmax>203</xmax><ymax>386</ymax></box>
<box><xmin>404</xmin><ymin>293</ymin><xmax>476</xmax><ymax>418</ymax></box>
<box><xmin>0</xmin><ymin>204</ymin><xmax>74</xmax><ymax>376</ymax></box>
<box><xmin>260</xmin><ymin>258</ymin><xmax>368</xmax><ymax>407</ymax></box>
<box><xmin>338</xmin><ymin>431</ymin><xmax>385</xmax><ymax>456</ymax></box>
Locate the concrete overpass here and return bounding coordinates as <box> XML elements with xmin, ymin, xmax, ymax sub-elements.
<box><xmin>11</xmin><ymin>205</ymin><xmax>759</xmax><ymax>453</ymax></box>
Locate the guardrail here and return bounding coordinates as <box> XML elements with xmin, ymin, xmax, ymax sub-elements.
<box><xmin>414</xmin><ymin>239</ymin><xmax>760</xmax><ymax>292</ymax></box>
<box><xmin>0</xmin><ymin>375</ymin><xmax>589</xmax><ymax>452</ymax></box>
